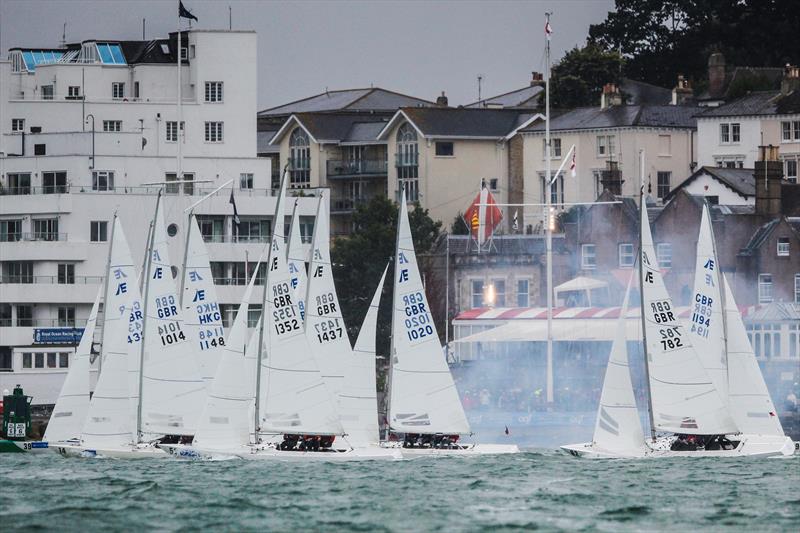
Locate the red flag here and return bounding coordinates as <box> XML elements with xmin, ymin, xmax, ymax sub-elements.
<box><xmin>545</xmin><ymin>20</ymin><xmax>552</xmax><ymax>36</ymax></box>
<box><xmin>464</xmin><ymin>184</ymin><xmax>503</xmax><ymax>245</ymax></box>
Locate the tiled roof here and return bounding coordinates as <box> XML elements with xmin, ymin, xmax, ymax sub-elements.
<box><xmin>258</xmin><ymin>88</ymin><xmax>432</xmax><ymax>116</ymax></box>
<box><xmin>465</xmin><ymin>85</ymin><xmax>543</xmax><ymax>109</ymax></box>
<box><xmin>697</xmin><ymin>90</ymin><xmax>800</xmax><ymax>117</ymax></box>
<box><xmin>436</xmin><ymin>234</ymin><xmax>568</xmax><ymax>256</ymax></box>
<box><xmin>343</xmin><ymin>122</ymin><xmax>386</xmax><ymax>143</ymax></box>
<box><xmin>698</xmin><ymin>67</ymin><xmax>784</xmax><ymax>101</ymax></box>
<box><xmin>620</xmin><ymin>79</ymin><xmax>672</xmax><ymax>105</ymax></box>
<box><xmin>257</xmin><ymin>131</ymin><xmax>279</xmax><ymax>154</ymax></box>
<box><xmin>521</xmin><ymin>104</ymin><xmax>697</xmax><ymax>132</ymax></box>
<box><xmin>739</xmin><ymin>219</ymin><xmax>780</xmax><ymax>256</ymax></box>
<box><xmin>667</xmin><ymin>166</ymin><xmax>756</xmax><ymax>201</ymax></box>
<box><xmin>399</xmin><ymin>107</ymin><xmax>532</xmax><ymax>138</ymax></box>
<box><xmin>289</xmin><ymin>112</ymin><xmax>389</xmax><ymax>143</ymax></box>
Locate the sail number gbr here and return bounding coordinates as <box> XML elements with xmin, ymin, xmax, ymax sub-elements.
<box><xmin>403</xmin><ymin>292</ymin><xmax>433</xmax><ymax>342</ymax></box>
<box><xmin>272</xmin><ymin>281</ymin><xmax>300</xmax><ymax>336</ymax></box>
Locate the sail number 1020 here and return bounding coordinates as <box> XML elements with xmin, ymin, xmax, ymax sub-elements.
<box><xmin>403</xmin><ymin>292</ymin><xmax>433</xmax><ymax>342</ymax></box>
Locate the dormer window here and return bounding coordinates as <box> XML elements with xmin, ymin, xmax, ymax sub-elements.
<box><xmin>777</xmin><ymin>237</ymin><xmax>790</xmax><ymax>257</ymax></box>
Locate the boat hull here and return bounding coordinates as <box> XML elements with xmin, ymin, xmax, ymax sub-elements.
<box><xmin>0</xmin><ymin>439</ymin><xmax>51</xmax><ymax>453</ymax></box>
<box><xmin>391</xmin><ymin>443</ymin><xmax>520</xmax><ymax>458</ymax></box>
<box><xmin>159</xmin><ymin>443</ymin><xmax>403</xmax><ymax>461</ymax></box>
<box><xmin>561</xmin><ymin>434</ymin><xmax>795</xmax><ymax>458</ymax></box>
<box><xmin>55</xmin><ymin>442</ymin><xmax>168</xmax><ymax>459</ymax></box>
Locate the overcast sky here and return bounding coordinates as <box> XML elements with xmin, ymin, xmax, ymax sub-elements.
<box><xmin>0</xmin><ymin>0</ymin><xmax>615</xmax><ymax>109</ymax></box>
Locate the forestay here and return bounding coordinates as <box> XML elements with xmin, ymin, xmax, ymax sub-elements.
<box><xmin>389</xmin><ymin>190</ymin><xmax>470</xmax><ymax>435</ymax></box>
<box><xmin>723</xmin><ymin>274</ymin><xmax>784</xmax><ymax>436</ymax></box>
<box><xmin>639</xmin><ymin>203</ymin><xmax>737</xmax><ymax>435</ymax></box>
<box><xmin>181</xmin><ymin>215</ymin><xmax>225</xmax><ymax>382</ymax></box>
<box><xmin>82</xmin><ymin>219</ymin><xmax>141</xmax><ymax>448</ymax></box>
<box><xmin>688</xmin><ymin>204</ymin><xmax>729</xmax><ymax>401</ymax></box>
<box><xmin>44</xmin><ymin>289</ymin><xmax>102</xmax><ymax>443</ymax></box>
<box><xmin>287</xmin><ymin>199</ymin><xmax>308</xmax><ymax>322</ymax></box>
<box><xmin>259</xmin><ymin>178</ymin><xmax>343</xmax><ymax>436</ymax></box>
<box><xmin>140</xmin><ymin>200</ymin><xmax>205</xmax><ymax>436</ymax></box>
<box><xmin>341</xmin><ymin>265</ymin><xmax>387</xmax><ymax>447</ymax></box>
<box><xmin>592</xmin><ymin>277</ymin><xmax>646</xmax><ymax>455</ymax></box>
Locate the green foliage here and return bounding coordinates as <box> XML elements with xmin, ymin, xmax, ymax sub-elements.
<box><xmin>550</xmin><ymin>44</ymin><xmax>625</xmax><ymax>108</ymax></box>
<box><xmin>450</xmin><ymin>212</ymin><xmax>470</xmax><ymax>235</ymax></box>
<box><xmin>726</xmin><ymin>72</ymin><xmax>778</xmax><ymax>100</ymax></box>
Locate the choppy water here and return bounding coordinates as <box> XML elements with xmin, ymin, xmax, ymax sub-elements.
<box><xmin>3</xmin><ymin>451</ymin><xmax>798</xmax><ymax>531</ymax></box>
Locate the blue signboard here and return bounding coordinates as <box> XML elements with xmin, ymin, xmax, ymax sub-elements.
<box><xmin>33</xmin><ymin>328</ymin><xmax>84</xmax><ymax>345</ymax></box>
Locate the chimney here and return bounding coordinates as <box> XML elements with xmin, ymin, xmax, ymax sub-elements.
<box><xmin>755</xmin><ymin>145</ymin><xmax>783</xmax><ymax>217</ymax></box>
<box><xmin>781</xmin><ymin>64</ymin><xmax>799</xmax><ymax>96</ymax></box>
<box><xmin>708</xmin><ymin>51</ymin><xmax>726</xmax><ymax>98</ymax></box>
<box><xmin>671</xmin><ymin>74</ymin><xmax>693</xmax><ymax>105</ymax></box>
<box><xmin>436</xmin><ymin>91</ymin><xmax>448</xmax><ymax>107</ymax></box>
<box><xmin>600</xmin><ymin>160</ymin><xmax>624</xmax><ymax>196</ymax></box>
<box><xmin>530</xmin><ymin>71</ymin><xmax>544</xmax><ymax>87</ymax></box>
<box><xmin>600</xmin><ymin>83</ymin><xmax>622</xmax><ymax>109</ymax></box>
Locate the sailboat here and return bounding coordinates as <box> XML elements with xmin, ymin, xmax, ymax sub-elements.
<box><xmin>561</xmin><ymin>195</ymin><xmax>794</xmax><ymax>458</ymax></box>
<box><xmin>385</xmin><ymin>188</ymin><xmax>518</xmax><ymax>456</ymax></box>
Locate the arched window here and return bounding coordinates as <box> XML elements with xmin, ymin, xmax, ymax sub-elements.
<box><xmin>396</xmin><ymin>123</ymin><xmax>419</xmax><ymax>201</ymax></box>
<box><xmin>289</xmin><ymin>127</ymin><xmax>311</xmax><ymax>188</ymax></box>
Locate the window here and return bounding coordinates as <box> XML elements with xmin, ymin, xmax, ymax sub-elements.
<box><xmin>581</xmin><ymin>244</ymin><xmax>596</xmax><ymax>270</ymax></box>
<box><xmin>166</xmin><ymin>121</ymin><xmax>184</xmax><ymax>142</ymax></box>
<box><xmin>59</xmin><ymin>352</ymin><xmax>69</xmax><ymax>368</ymax></box>
<box><xmin>731</xmin><ymin>123</ymin><xmax>740</xmax><ymax>143</ymax></box>
<box><xmin>240</xmin><ymin>173</ymin><xmax>254</xmax><ymax>189</ymax></box>
<box><xmin>210</xmin><ymin>262</ymin><xmax>227</xmax><ymax>284</ymax></box>
<box><xmin>134</xmin><ymin>82</ymin><xmax>140</xmax><ymax>99</ymax></box>
<box><xmin>658</xmin><ymin>134</ymin><xmax>671</xmax><ymax>156</ymax></box>
<box><xmin>657</xmin><ymin>171</ymin><xmax>671</xmax><ymax>200</ymax></box>
<box><xmin>205</xmin><ymin>121</ymin><xmax>223</xmax><ymax>142</ymax></box>
<box><xmin>619</xmin><ymin>243</ymin><xmax>635</xmax><ymax>268</ymax></box>
<box><xmin>489</xmin><ymin>178</ymin><xmax>498</xmax><ymax>191</ymax></box>
<box><xmin>516</xmin><ymin>279</ymin><xmax>530</xmax><ymax>307</ymax></box>
<box><xmin>103</xmin><ymin>120</ymin><xmax>122</xmax><ymax>132</ymax></box>
<box><xmin>204</xmin><ymin>81</ymin><xmax>223</xmax><ymax>102</ymax></box>
<box><xmin>471</xmin><ymin>280</ymin><xmax>484</xmax><ymax>308</ymax></box>
<box><xmin>777</xmin><ymin>237</ymin><xmax>790</xmax><ymax>257</ymax></box>
<box><xmin>785</xmin><ymin>158</ymin><xmax>798</xmax><ymax>183</ymax></box>
<box><xmin>34</xmin><ymin>144</ymin><xmax>46</xmax><ymax>155</ymax></box>
<box><xmin>47</xmin><ymin>353</ymin><xmax>57</xmax><ymax>368</ymax></box>
<box><xmin>235</xmin><ymin>219</ymin><xmax>270</xmax><ymax>243</ymax></box>
<box><xmin>17</xmin><ymin>305</ymin><xmax>33</xmax><ymax>327</ymax></box>
<box><xmin>231</xmin><ymin>262</ymin><xmax>247</xmax><ymax>286</ymax></box>
<box><xmin>182</xmin><ymin>173</ymin><xmax>194</xmax><ymax>196</ymax></box>
<box><xmin>656</xmin><ymin>243</ymin><xmax>672</xmax><ymax>268</ymax></box>
<box><xmin>197</xmin><ymin>216</ymin><xmax>225</xmax><ymax>243</ymax></box>
<box><xmin>247</xmin><ymin>305</ymin><xmax>262</xmax><ymax>328</ymax></box>
<box><xmin>165</xmin><ymin>172</ymin><xmax>193</xmax><ymax>195</ymax></box>
<box><xmin>795</xmin><ymin>274</ymin><xmax>800</xmax><ymax>304</ymax></box>
<box><xmin>540</xmin><ymin>174</ymin><xmax>565</xmax><ymax>206</ymax></box>
<box><xmin>706</xmin><ymin>195</ymin><xmax>719</xmax><ymax>205</ymax></box>
<box><xmin>289</xmin><ymin>127</ymin><xmax>311</xmax><ymax>187</ymax></box>
<box><xmin>2</xmin><ymin>261</ymin><xmax>33</xmax><ymax>283</ymax></box>
<box><xmin>90</xmin><ymin>221</ymin><xmax>108</xmax><ymax>242</ymax></box>
<box><xmin>190</xmin><ymin>45</ymin><xmax>196</xmax><ymax>59</ymax></box>
<box><xmin>596</xmin><ymin>135</ymin><xmax>616</xmax><ymax>157</ymax></box>
<box><xmin>92</xmin><ymin>171</ymin><xmax>115</xmax><ymax>191</ymax></box>
<box><xmin>491</xmin><ymin>280</ymin><xmax>506</xmax><ymax>307</ymax></box>
<box><xmin>715</xmin><ymin>156</ymin><xmax>744</xmax><ymax>168</ymax></box>
<box><xmin>781</xmin><ymin>120</ymin><xmax>800</xmax><ymax>142</ymax></box>
<box><xmin>719</xmin><ymin>122</ymin><xmax>740</xmax><ymax>144</ymax></box>
<box><xmin>67</xmin><ymin>86</ymin><xmax>81</xmax><ymax>100</ymax></box>
<box><xmin>435</xmin><ymin>142</ymin><xmax>454</xmax><ymax>156</ymax></box>
<box><xmin>22</xmin><ymin>353</ymin><xmax>32</xmax><ymax>369</ymax></box>
<box><xmin>58</xmin><ymin>263</ymin><xmax>75</xmax><ymax>284</ymax></box>
<box><xmin>35</xmin><ymin>353</ymin><xmax>44</xmax><ymax>368</ymax></box>
<box><xmin>543</xmin><ymin>138</ymin><xmax>561</xmax><ymax>158</ymax></box>
<box><xmin>180</xmin><ymin>47</ymin><xmax>188</xmax><ymax>60</ymax></box>
<box><xmin>11</xmin><ymin>118</ymin><xmax>25</xmax><ymax>132</ymax></box>
<box><xmin>41</xmin><ymin>85</ymin><xmax>54</xmax><ymax>100</ymax></box>
<box><xmin>758</xmin><ymin>273</ymin><xmax>773</xmax><ymax>303</ymax></box>
<box><xmin>396</xmin><ymin>123</ymin><xmax>419</xmax><ymax>199</ymax></box>
<box><xmin>112</xmin><ymin>82</ymin><xmax>124</xmax><ymax>99</ymax></box>
<box><xmin>0</xmin><ymin>219</ymin><xmax>22</xmax><ymax>242</ymax></box>
<box><xmin>6</xmin><ymin>173</ymin><xmax>31</xmax><ymax>195</ymax></box>
<box><xmin>33</xmin><ymin>218</ymin><xmax>59</xmax><ymax>241</ymax></box>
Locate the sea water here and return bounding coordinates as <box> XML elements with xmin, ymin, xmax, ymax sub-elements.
<box><xmin>3</xmin><ymin>451</ymin><xmax>798</xmax><ymax>531</ymax></box>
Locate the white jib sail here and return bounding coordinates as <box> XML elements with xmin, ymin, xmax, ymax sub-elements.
<box><xmin>82</xmin><ymin>219</ymin><xmax>140</xmax><ymax>448</ymax></box>
<box><xmin>722</xmin><ymin>274</ymin><xmax>785</xmax><ymax>436</ymax></box>
<box><xmin>140</xmin><ymin>202</ymin><xmax>205</xmax><ymax>436</ymax></box>
<box><xmin>592</xmin><ymin>275</ymin><xmax>646</xmax><ymax>454</ymax></box>
<box><xmin>182</xmin><ymin>215</ymin><xmax>225</xmax><ymax>383</ymax></box>
<box><xmin>287</xmin><ymin>198</ymin><xmax>308</xmax><ymax>323</ymax></box>
<box><xmin>639</xmin><ymin>202</ymin><xmax>737</xmax><ymax>435</ymax></box>
<box><xmin>687</xmin><ymin>204</ymin><xmax>729</xmax><ymax>401</ymax></box>
<box><xmin>45</xmin><ymin>288</ymin><xmax>102</xmax><ymax>443</ymax></box>
<box><xmin>389</xmin><ymin>190</ymin><xmax>470</xmax><ymax>434</ymax></box>
<box><xmin>259</xmin><ymin>178</ymin><xmax>343</xmax><ymax>436</ymax></box>
<box><xmin>193</xmin><ymin>259</ymin><xmax>262</xmax><ymax>450</ymax></box>
<box><xmin>342</xmin><ymin>264</ymin><xmax>387</xmax><ymax>447</ymax></box>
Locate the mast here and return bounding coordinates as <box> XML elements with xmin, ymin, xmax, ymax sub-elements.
<box><xmin>544</xmin><ymin>11</ymin><xmax>554</xmax><ymax>404</ymax></box>
<box><xmin>707</xmin><ymin>201</ymin><xmax>731</xmax><ymax>401</ymax></box>
<box><xmin>385</xmin><ymin>186</ymin><xmax>405</xmax><ymax>437</ymax></box>
<box><xmin>178</xmin><ymin>210</ymin><xmax>194</xmax><ymax>308</ymax></box>
<box><xmin>136</xmin><ymin>191</ymin><xmax>161</xmax><ymax>442</ymax></box>
<box><xmin>637</xmin><ymin>150</ymin><xmax>656</xmax><ymax>442</ymax></box>
<box><xmin>97</xmin><ymin>212</ymin><xmax>117</xmax><ymax>374</ymax></box>
<box><xmin>176</xmin><ymin>10</ymin><xmax>183</xmax><ymax>187</ymax></box>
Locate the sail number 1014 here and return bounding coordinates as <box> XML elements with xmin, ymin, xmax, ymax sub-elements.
<box><xmin>403</xmin><ymin>292</ymin><xmax>433</xmax><ymax>342</ymax></box>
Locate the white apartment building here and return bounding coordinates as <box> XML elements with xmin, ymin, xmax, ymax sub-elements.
<box><xmin>0</xmin><ymin>30</ymin><xmax>320</xmax><ymax>404</ymax></box>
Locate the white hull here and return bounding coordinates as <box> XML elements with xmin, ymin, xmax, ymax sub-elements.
<box><xmin>159</xmin><ymin>443</ymin><xmax>403</xmax><ymax>462</ymax></box>
<box><xmin>561</xmin><ymin>434</ymin><xmax>795</xmax><ymax>459</ymax></box>
<box><xmin>55</xmin><ymin>442</ymin><xmax>168</xmax><ymax>459</ymax></box>
<box><xmin>388</xmin><ymin>442</ymin><xmax>520</xmax><ymax>458</ymax></box>
<box><xmin>0</xmin><ymin>440</ymin><xmax>52</xmax><ymax>453</ymax></box>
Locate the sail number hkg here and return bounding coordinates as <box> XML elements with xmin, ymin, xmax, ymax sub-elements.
<box><xmin>403</xmin><ymin>292</ymin><xmax>433</xmax><ymax>342</ymax></box>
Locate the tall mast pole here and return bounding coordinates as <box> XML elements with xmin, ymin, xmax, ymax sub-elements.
<box><xmin>385</xmin><ymin>187</ymin><xmax>405</xmax><ymax>438</ymax></box>
<box><xmin>177</xmin><ymin>5</ymin><xmax>183</xmax><ymax>187</ymax></box>
<box><xmin>707</xmin><ymin>201</ymin><xmax>730</xmax><ymax>400</ymax></box>
<box><xmin>178</xmin><ymin>210</ymin><xmax>194</xmax><ymax>308</ymax></box>
<box><xmin>637</xmin><ymin>150</ymin><xmax>656</xmax><ymax>442</ymax></box>
<box><xmin>544</xmin><ymin>12</ymin><xmax>554</xmax><ymax>404</ymax></box>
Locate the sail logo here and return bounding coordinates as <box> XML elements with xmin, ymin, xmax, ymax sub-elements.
<box><xmin>188</xmin><ymin>270</ymin><xmax>203</xmax><ymax>282</ymax></box>
<box><xmin>115</xmin><ymin>282</ymin><xmax>128</xmax><ymax>295</ymax></box>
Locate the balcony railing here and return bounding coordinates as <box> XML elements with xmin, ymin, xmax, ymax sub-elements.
<box><xmin>0</xmin><ymin>318</ymin><xmax>89</xmax><ymax>328</ymax></box>
<box><xmin>326</xmin><ymin>159</ymin><xmax>388</xmax><ymax>178</ymax></box>
<box><xmin>0</xmin><ymin>184</ymin><xmax>327</xmax><ymax>197</ymax></box>
<box><xmin>0</xmin><ymin>275</ymin><xmax>103</xmax><ymax>284</ymax></box>
<box><xmin>331</xmin><ymin>196</ymin><xmax>373</xmax><ymax>214</ymax></box>
<box><xmin>4</xmin><ymin>232</ymin><xmax>69</xmax><ymax>242</ymax></box>
<box><xmin>213</xmin><ymin>277</ymin><xmax>265</xmax><ymax>286</ymax></box>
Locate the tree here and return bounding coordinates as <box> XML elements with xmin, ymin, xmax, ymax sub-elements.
<box><xmin>589</xmin><ymin>0</ymin><xmax>800</xmax><ymax>90</ymax></box>
<box><xmin>550</xmin><ymin>44</ymin><xmax>625</xmax><ymax>108</ymax></box>
<box><xmin>450</xmin><ymin>212</ymin><xmax>470</xmax><ymax>235</ymax></box>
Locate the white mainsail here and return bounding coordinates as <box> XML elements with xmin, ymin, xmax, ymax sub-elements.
<box><xmin>342</xmin><ymin>265</ymin><xmax>387</xmax><ymax>447</ymax></box>
<box><xmin>723</xmin><ymin>274</ymin><xmax>785</xmax><ymax>436</ymax></box>
<box><xmin>193</xmin><ymin>260</ymin><xmax>261</xmax><ymax>450</ymax></box>
<box><xmin>688</xmin><ymin>204</ymin><xmax>729</xmax><ymax>400</ymax></box>
<box><xmin>639</xmin><ymin>201</ymin><xmax>737</xmax><ymax>435</ymax></box>
<box><xmin>139</xmin><ymin>198</ymin><xmax>205</xmax><ymax>437</ymax></box>
<box><xmin>389</xmin><ymin>190</ymin><xmax>470</xmax><ymax>434</ymax></box>
<box><xmin>181</xmin><ymin>214</ymin><xmax>225</xmax><ymax>382</ymax></box>
<box><xmin>44</xmin><ymin>289</ymin><xmax>102</xmax><ymax>443</ymax></box>
<box><xmin>592</xmin><ymin>276</ymin><xmax>646</xmax><ymax>454</ymax></box>
<box><xmin>259</xmin><ymin>178</ymin><xmax>343</xmax><ymax>435</ymax></box>
<box><xmin>287</xmin><ymin>198</ymin><xmax>308</xmax><ymax>322</ymax></box>
<box><xmin>82</xmin><ymin>219</ymin><xmax>141</xmax><ymax>448</ymax></box>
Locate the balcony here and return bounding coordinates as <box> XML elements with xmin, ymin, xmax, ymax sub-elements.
<box><xmin>0</xmin><ymin>275</ymin><xmax>102</xmax><ymax>284</ymax></box>
<box><xmin>0</xmin><ymin>184</ymin><xmax>326</xmax><ymax>198</ymax></box>
<box><xmin>0</xmin><ymin>232</ymin><xmax>69</xmax><ymax>242</ymax></box>
<box><xmin>330</xmin><ymin>195</ymin><xmax>376</xmax><ymax>214</ymax></box>
<box><xmin>326</xmin><ymin>159</ymin><xmax>388</xmax><ymax>179</ymax></box>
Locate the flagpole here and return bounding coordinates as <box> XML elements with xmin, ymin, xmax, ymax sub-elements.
<box><xmin>544</xmin><ymin>11</ymin><xmax>554</xmax><ymax>405</ymax></box>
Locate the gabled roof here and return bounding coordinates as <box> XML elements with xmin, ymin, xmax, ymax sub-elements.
<box><xmin>738</xmin><ymin>216</ymin><xmax>800</xmax><ymax>256</ymax></box>
<box><xmin>257</xmin><ymin>131</ymin><xmax>279</xmax><ymax>154</ymax></box>
<box><xmin>377</xmin><ymin>108</ymin><xmax>535</xmax><ymax>140</ymax></box>
<box><xmin>666</xmin><ymin>166</ymin><xmax>756</xmax><ymax>201</ymax></box>
<box><xmin>521</xmin><ymin>104</ymin><xmax>698</xmax><ymax>133</ymax></box>
<box><xmin>269</xmin><ymin>112</ymin><xmax>391</xmax><ymax>145</ymax></box>
<box><xmin>697</xmin><ymin>90</ymin><xmax>800</xmax><ymax>117</ymax></box>
<box><xmin>465</xmin><ymin>85</ymin><xmax>543</xmax><ymax>109</ymax></box>
<box><xmin>620</xmin><ymin>79</ymin><xmax>672</xmax><ymax>105</ymax></box>
<box><xmin>258</xmin><ymin>88</ymin><xmax>433</xmax><ymax>117</ymax></box>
